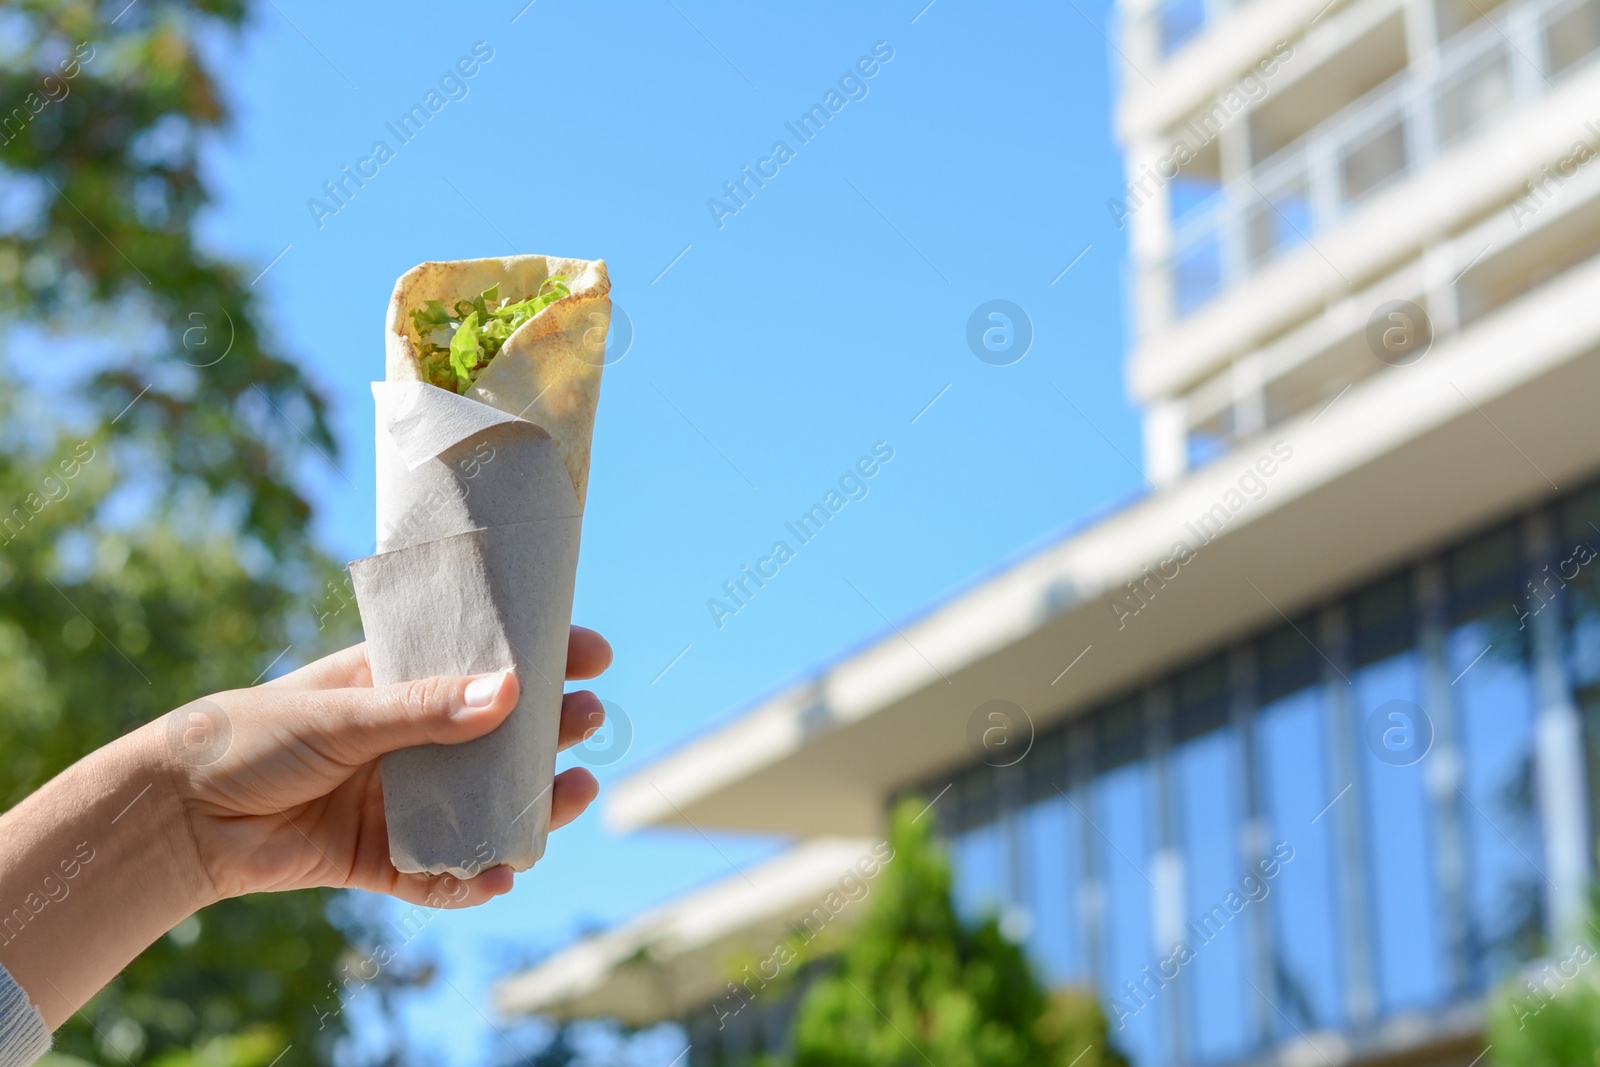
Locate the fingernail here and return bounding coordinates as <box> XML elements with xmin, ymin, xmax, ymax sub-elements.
<box><xmin>464</xmin><ymin>671</ymin><xmax>509</xmax><ymax>708</ymax></box>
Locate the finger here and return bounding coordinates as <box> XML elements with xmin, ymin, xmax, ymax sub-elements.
<box><xmin>566</xmin><ymin>626</ymin><xmax>612</xmax><ymax>680</ymax></box>
<box><xmin>261</xmin><ymin>643</ymin><xmax>372</xmax><ymax>692</ymax></box>
<box><xmin>271</xmin><ymin>626</ymin><xmax>607</xmax><ymax>692</ymax></box>
<box><xmin>292</xmin><ymin>669</ymin><xmax>520</xmax><ymax>766</ymax></box>
<box><xmin>557</xmin><ymin>691</ymin><xmax>604</xmax><ymax>752</ymax></box>
<box><xmin>548</xmin><ymin>767</ymin><xmax>599</xmax><ymax>831</ymax></box>
<box><xmin>384</xmin><ymin>865</ymin><xmax>515</xmax><ymax>910</ymax></box>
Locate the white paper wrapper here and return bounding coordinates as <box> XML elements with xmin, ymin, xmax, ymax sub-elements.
<box><xmin>350</xmin><ymin>256</ymin><xmax>608</xmax><ymax>878</ymax></box>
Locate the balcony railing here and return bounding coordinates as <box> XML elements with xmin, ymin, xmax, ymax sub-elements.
<box><xmin>1149</xmin><ymin>0</ymin><xmax>1249</xmax><ymax>58</ymax></box>
<box><xmin>1155</xmin><ymin>0</ymin><xmax>1209</xmax><ymax>56</ymax></box>
<box><xmin>1165</xmin><ymin>0</ymin><xmax>1600</xmax><ymax>318</ymax></box>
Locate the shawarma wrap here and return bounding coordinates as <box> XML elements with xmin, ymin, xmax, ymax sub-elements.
<box><xmin>349</xmin><ymin>254</ymin><xmax>610</xmax><ymax>878</ymax></box>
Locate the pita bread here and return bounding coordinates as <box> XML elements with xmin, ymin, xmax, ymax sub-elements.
<box><xmin>385</xmin><ymin>255</ymin><xmax>610</xmax><ymax>509</ymax></box>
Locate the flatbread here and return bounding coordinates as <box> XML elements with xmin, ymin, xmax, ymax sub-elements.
<box><xmin>385</xmin><ymin>255</ymin><xmax>610</xmax><ymax>509</ymax></box>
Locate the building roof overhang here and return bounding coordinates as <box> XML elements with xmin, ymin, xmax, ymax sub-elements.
<box><xmin>494</xmin><ymin>838</ymin><xmax>880</xmax><ymax>1025</ymax></box>
<box><xmin>609</xmin><ymin>263</ymin><xmax>1600</xmax><ymax>839</ymax></box>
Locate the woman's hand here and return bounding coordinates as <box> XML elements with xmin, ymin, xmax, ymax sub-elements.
<box><xmin>0</xmin><ymin>628</ymin><xmax>612</xmax><ymax>1029</ymax></box>
<box><xmin>168</xmin><ymin>626</ymin><xmax>612</xmax><ymax>908</ymax></box>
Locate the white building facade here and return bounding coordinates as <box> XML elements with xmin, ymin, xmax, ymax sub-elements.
<box><xmin>502</xmin><ymin>2</ymin><xmax>1600</xmax><ymax>1064</ymax></box>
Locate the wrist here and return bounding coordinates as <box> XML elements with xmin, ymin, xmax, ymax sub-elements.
<box><xmin>0</xmin><ymin>717</ymin><xmax>215</xmax><ymax>1027</ymax></box>
<box><xmin>121</xmin><ymin>718</ymin><xmax>222</xmax><ymax>913</ymax></box>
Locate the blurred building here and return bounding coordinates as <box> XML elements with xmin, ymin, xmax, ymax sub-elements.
<box><xmin>499</xmin><ymin>0</ymin><xmax>1600</xmax><ymax>1064</ymax></box>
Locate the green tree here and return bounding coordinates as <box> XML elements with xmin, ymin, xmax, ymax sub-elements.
<box><xmin>789</xmin><ymin>800</ymin><xmax>1125</xmax><ymax>1067</ymax></box>
<box><xmin>1486</xmin><ymin>912</ymin><xmax>1600</xmax><ymax>1067</ymax></box>
<box><xmin>0</xmin><ymin>0</ymin><xmax>369</xmax><ymax>1063</ymax></box>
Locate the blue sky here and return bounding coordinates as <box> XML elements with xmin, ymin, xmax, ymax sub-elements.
<box><xmin>200</xmin><ymin>0</ymin><xmax>1133</xmax><ymax>1060</ymax></box>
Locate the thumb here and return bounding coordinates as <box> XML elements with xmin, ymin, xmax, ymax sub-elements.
<box><xmin>295</xmin><ymin>669</ymin><xmax>520</xmax><ymax>766</ymax></box>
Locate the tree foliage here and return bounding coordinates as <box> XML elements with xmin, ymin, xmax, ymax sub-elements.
<box><xmin>788</xmin><ymin>800</ymin><xmax>1125</xmax><ymax>1067</ymax></box>
<box><xmin>1486</xmin><ymin>907</ymin><xmax>1600</xmax><ymax>1067</ymax></box>
<box><xmin>0</xmin><ymin>0</ymin><xmax>364</xmax><ymax>1063</ymax></box>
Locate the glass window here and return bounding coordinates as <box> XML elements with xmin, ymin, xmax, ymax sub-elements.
<box><xmin>1255</xmin><ymin>626</ymin><xmax>1345</xmax><ymax>1032</ymax></box>
<box><xmin>1338</xmin><ymin>113</ymin><xmax>1409</xmax><ymax>203</ymax></box>
<box><xmin>1157</xmin><ymin>0</ymin><xmax>1207</xmax><ymax>57</ymax></box>
<box><xmin>1246</xmin><ymin>173</ymin><xmax>1312</xmax><ymax>267</ymax></box>
<box><xmin>950</xmin><ymin>766</ymin><xmax>1007</xmax><ymax>922</ymax></box>
<box><xmin>1186</xmin><ymin>420</ymin><xmax>1232</xmax><ymax>472</ymax></box>
<box><xmin>1545</xmin><ymin>0</ymin><xmax>1600</xmax><ymax>80</ymax></box>
<box><xmin>1450</xmin><ymin>529</ymin><xmax>1544</xmax><ymax>988</ymax></box>
<box><xmin>1021</xmin><ymin>791</ymin><xmax>1087</xmax><ymax>985</ymax></box>
<box><xmin>1170</xmin><ymin>660</ymin><xmax>1255</xmax><ymax>1062</ymax></box>
<box><xmin>1174</xmin><ymin>734</ymin><xmax>1255</xmax><ymax>1060</ymax></box>
<box><xmin>1173</xmin><ymin>228</ymin><xmax>1224</xmax><ymax>317</ymax></box>
<box><xmin>1170</xmin><ymin>175</ymin><xmax>1221</xmax><ymax>222</ymax></box>
<box><xmin>1435</xmin><ymin>0</ymin><xmax>1508</xmax><ymax>41</ymax></box>
<box><xmin>1434</xmin><ymin>44</ymin><xmax>1512</xmax><ymax>147</ymax></box>
<box><xmin>1562</xmin><ymin>488</ymin><xmax>1600</xmax><ymax>846</ymax></box>
<box><xmin>950</xmin><ymin>821</ymin><xmax>1007</xmax><ymax>921</ymax></box>
<box><xmin>1093</xmin><ymin>702</ymin><xmax>1166</xmax><ymax>1067</ymax></box>
<box><xmin>1450</xmin><ymin>620</ymin><xmax>1541</xmax><ymax>984</ymax></box>
<box><xmin>917</xmin><ymin>481</ymin><xmax>1600</xmax><ymax>1067</ymax></box>
<box><xmin>1351</xmin><ymin>577</ymin><xmax>1449</xmax><ymax>1013</ymax></box>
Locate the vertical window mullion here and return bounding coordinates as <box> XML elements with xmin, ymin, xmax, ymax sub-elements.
<box><xmin>999</xmin><ymin>761</ymin><xmax>1026</xmax><ymax>936</ymax></box>
<box><xmin>1231</xmin><ymin>643</ymin><xmax>1274</xmax><ymax>1049</ymax></box>
<box><xmin>1417</xmin><ymin>559</ymin><xmax>1472</xmax><ymax>996</ymax></box>
<box><xmin>1321</xmin><ymin>603</ymin><xmax>1378</xmax><ymax>1027</ymax></box>
<box><xmin>1072</xmin><ymin>718</ymin><xmax>1104</xmax><ymax>988</ymax></box>
<box><xmin>1527</xmin><ymin>507</ymin><xmax>1592</xmax><ymax>939</ymax></box>
<box><xmin>1148</xmin><ymin>685</ymin><xmax>1187</xmax><ymax>1065</ymax></box>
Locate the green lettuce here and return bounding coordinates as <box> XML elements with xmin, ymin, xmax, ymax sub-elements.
<box><xmin>409</xmin><ymin>277</ymin><xmax>570</xmax><ymax>393</ymax></box>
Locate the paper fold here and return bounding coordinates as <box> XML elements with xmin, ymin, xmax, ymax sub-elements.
<box><xmin>377</xmin><ymin>381</ymin><xmax>545</xmax><ymax>471</ymax></box>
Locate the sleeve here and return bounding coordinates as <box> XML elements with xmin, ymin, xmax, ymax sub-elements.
<box><xmin>0</xmin><ymin>962</ymin><xmax>50</xmax><ymax>1067</ymax></box>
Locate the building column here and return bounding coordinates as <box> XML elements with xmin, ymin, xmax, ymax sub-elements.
<box><xmin>1119</xmin><ymin>0</ymin><xmax>1163</xmax><ymax>88</ymax></box>
<box><xmin>1232</xmin><ymin>354</ymin><xmax>1267</xmax><ymax>441</ymax></box>
<box><xmin>1217</xmin><ymin>116</ymin><xmax>1253</xmax><ymax>286</ymax></box>
<box><xmin>1128</xmin><ymin>136</ymin><xmax>1176</xmax><ymax>340</ymax></box>
<box><xmin>1526</xmin><ymin>509</ymin><xmax>1592</xmax><ymax>941</ymax></box>
<box><xmin>1306</xmin><ymin>133</ymin><xmax>1341</xmax><ymax>241</ymax></box>
<box><xmin>1506</xmin><ymin>2</ymin><xmax>1548</xmax><ymax>104</ymax></box>
<box><xmin>1145</xmin><ymin>398</ymin><xmax>1189</xmax><ymax>486</ymax></box>
<box><xmin>1402</xmin><ymin>0</ymin><xmax>1439</xmax><ymax>59</ymax></box>
<box><xmin>1401</xmin><ymin>0</ymin><xmax>1440</xmax><ymax>171</ymax></box>
<box><xmin>1423</xmin><ymin>242</ymin><xmax>1461</xmax><ymax>340</ymax></box>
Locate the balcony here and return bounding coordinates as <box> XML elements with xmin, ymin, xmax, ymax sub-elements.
<box><xmin>1174</xmin><ymin>142</ymin><xmax>1600</xmax><ymax>469</ymax></box>
<box><xmin>1153</xmin><ymin>0</ymin><xmax>1210</xmax><ymax>56</ymax></box>
<box><xmin>1146</xmin><ymin>0</ymin><xmax>1254</xmax><ymax>59</ymax></box>
<box><xmin>1165</xmin><ymin>0</ymin><xmax>1600</xmax><ymax>318</ymax></box>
